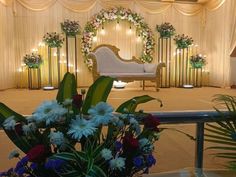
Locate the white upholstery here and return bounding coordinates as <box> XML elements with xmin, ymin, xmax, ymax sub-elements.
<box><xmin>95</xmin><ymin>47</ymin><xmax>145</xmax><ymax>73</ymax></box>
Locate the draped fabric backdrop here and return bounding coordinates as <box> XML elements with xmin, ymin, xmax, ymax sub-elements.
<box><xmin>0</xmin><ymin>0</ymin><xmax>235</xmax><ymax>89</ymax></box>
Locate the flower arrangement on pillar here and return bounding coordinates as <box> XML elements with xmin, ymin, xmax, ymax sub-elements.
<box><xmin>190</xmin><ymin>54</ymin><xmax>206</xmax><ymax>69</ymax></box>
<box><xmin>0</xmin><ymin>73</ymin><xmax>162</xmax><ymax>177</ymax></box>
<box><xmin>174</xmin><ymin>34</ymin><xmax>193</xmax><ymax>49</ymax></box>
<box><xmin>156</xmin><ymin>22</ymin><xmax>175</xmax><ymax>38</ymax></box>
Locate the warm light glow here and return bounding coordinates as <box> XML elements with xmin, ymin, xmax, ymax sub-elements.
<box><xmin>195</xmin><ymin>44</ymin><xmax>198</xmax><ymax>47</ymax></box>
<box><xmin>113</xmin><ymin>81</ymin><xmax>126</xmax><ymax>89</ymax></box>
<box><xmin>38</xmin><ymin>42</ymin><xmax>45</xmax><ymax>47</ymax></box>
<box><xmin>203</xmin><ymin>55</ymin><xmax>207</xmax><ymax>58</ymax></box>
<box><xmin>32</xmin><ymin>48</ymin><xmax>38</xmax><ymax>52</ymax></box>
<box><xmin>21</xmin><ymin>63</ymin><xmax>26</xmax><ymax>67</ymax></box>
<box><xmin>93</xmin><ymin>36</ymin><xmax>97</xmax><ymax>42</ymax></box>
<box><xmin>136</xmin><ymin>36</ymin><xmax>141</xmax><ymax>42</ymax></box>
<box><xmin>17</xmin><ymin>68</ymin><xmax>23</xmax><ymax>72</ymax></box>
<box><xmin>63</xmin><ymin>60</ymin><xmax>67</xmax><ymax>64</ymax></box>
<box><xmin>116</xmin><ymin>23</ymin><xmax>121</xmax><ymax>31</ymax></box>
<box><xmin>101</xmin><ymin>27</ymin><xmax>105</xmax><ymax>35</ymax></box>
<box><xmin>76</xmin><ymin>69</ymin><xmax>80</xmax><ymax>73</ymax></box>
<box><xmin>62</xmin><ymin>53</ymin><xmax>65</xmax><ymax>57</ymax></box>
<box><xmin>68</xmin><ymin>64</ymin><xmax>74</xmax><ymax>67</ymax></box>
<box><xmin>127</xmin><ymin>28</ymin><xmax>132</xmax><ymax>35</ymax></box>
<box><xmin>53</xmin><ymin>52</ymin><xmax>57</xmax><ymax>56</ymax></box>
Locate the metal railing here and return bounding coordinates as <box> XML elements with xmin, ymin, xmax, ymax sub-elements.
<box><xmin>152</xmin><ymin>110</ymin><xmax>229</xmax><ymax>177</ymax></box>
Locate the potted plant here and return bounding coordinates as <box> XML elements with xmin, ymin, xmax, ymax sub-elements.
<box><xmin>156</xmin><ymin>22</ymin><xmax>175</xmax><ymax>38</ymax></box>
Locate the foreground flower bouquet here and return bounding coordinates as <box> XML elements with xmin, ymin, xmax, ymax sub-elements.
<box><xmin>0</xmin><ymin>73</ymin><xmax>162</xmax><ymax>177</ymax></box>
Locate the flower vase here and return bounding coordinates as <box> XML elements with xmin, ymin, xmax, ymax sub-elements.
<box><xmin>28</xmin><ymin>67</ymin><xmax>41</xmax><ymax>89</ymax></box>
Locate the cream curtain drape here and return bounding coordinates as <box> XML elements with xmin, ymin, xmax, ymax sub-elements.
<box><xmin>0</xmin><ymin>0</ymin><xmax>232</xmax><ymax>89</ymax></box>
<box><xmin>202</xmin><ymin>0</ymin><xmax>235</xmax><ymax>87</ymax></box>
<box><xmin>0</xmin><ymin>2</ymin><xmax>15</xmax><ymax>90</ymax></box>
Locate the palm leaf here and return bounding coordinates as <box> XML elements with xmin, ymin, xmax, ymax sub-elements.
<box><xmin>205</xmin><ymin>94</ymin><xmax>236</xmax><ymax>170</ymax></box>
<box><xmin>56</xmin><ymin>72</ymin><xmax>78</xmax><ymax>103</ymax></box>
<box><xmin>82</xmin><ymin>76</ymin><xmax>114</xmax><ymax>115</ymax></box>
<box><xmin>116</xmin><ymin>95</ymin><xmax>162</xmax><ymax>113</ymax></box>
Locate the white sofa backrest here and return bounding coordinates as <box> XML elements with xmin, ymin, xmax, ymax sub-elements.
<box><xmin>93</xmin><ymin>47</ymin><xmax>144</xmax><ymax>73</ymax></box>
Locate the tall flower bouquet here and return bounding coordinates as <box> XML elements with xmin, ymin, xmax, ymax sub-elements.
<box><xmin>0</xmin><ymin>73</ymin><xmax>162</xmax><ymax>177</ymax></box>
<box><xmin>190</xmin><ymin>54</ymin><xmax>206</xmax><ymax>68</ymax></box>
<box><xmin>43</xmin><ymin>32</ymin><xmax>64</xmax><ymax>48</ymax></box>
<box><xmin>173</xmin><ymin>34</ymin><xmax>193</xmax><ymax>49</ymax></box>
<box><xmin>23</xmin><ymin>53</ymin><xmax>43</xmax><ymax>68</ymax></box>
<box><xmin>61</xmin><ymin>19</ymin><xmax>81</xmax><ymax>37</ymax></box>
<box><xmin>156</xmin><ymin>22</ymin><xmax>175</xmax><ymax>38</ymax></box>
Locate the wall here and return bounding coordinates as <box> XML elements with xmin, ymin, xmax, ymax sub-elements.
<box><xmin>0</xmin><ymin>3</ymin><xmax>15</xmax><ymax>90</ymax></box>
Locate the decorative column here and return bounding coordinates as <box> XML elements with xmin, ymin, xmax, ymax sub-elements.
<box><xmin>156</xmin><ymin>22</ymin><xmax>175</xmax><ymax>88</ymax></box>
<box><xmin>158</xmin><ymin>37</ymin><xmax>172</xmax><ymax>88</ymax></box>
<box><xmin>61</xmin><ymin>19</ymin><xmax>81</xmax><ymax>86</ymax></box>
<box><xmin>28</xmin><ymin>67</ymin><xmax>41</xmax><ymax>89</ymax></box>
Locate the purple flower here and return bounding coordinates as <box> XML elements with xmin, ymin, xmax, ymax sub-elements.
<box><xmin>45</xmin><ymin>159</ymin><xmax>65</xmax><ymax>172</ymax></box>
<box><xmin>16</xmin><ymin>167</ymin><xmax>26</xmax><ymax>176</ymax></box>
<box><xmin>115</xmin><ymin>141</ymin><xmax>122</xmax><ymax>151</ymax></box>
<box><xmin>146</xmin><ymin>154</ymin><xmax>156</xmax><ymax>167</ymax></box>
<box><xmin>30</xmin><ymin>163</ymin><xmax>37</xmax><ymax>170</ymax></box>
<box><xmin>133</xmin><ymin>156</ymin><xmax>143</xmax><ymax>168</ymax></box>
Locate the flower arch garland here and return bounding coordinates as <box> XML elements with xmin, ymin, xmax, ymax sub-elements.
<box><xmin>81</xmin><ymin>7</ymin><xmax>155</xmax><ymax>69</ymax></box>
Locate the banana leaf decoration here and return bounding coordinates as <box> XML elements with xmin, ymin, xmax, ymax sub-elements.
<box><xmin>205</xmin><ymin>94</ymin><xmax>236</xmax><ymax>171</ymax></box>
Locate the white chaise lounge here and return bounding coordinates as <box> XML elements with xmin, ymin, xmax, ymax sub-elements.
<box><xmin>88</xmin><ymin>44</ymin><xmax>165</xmax><ymax>91</ymax></box>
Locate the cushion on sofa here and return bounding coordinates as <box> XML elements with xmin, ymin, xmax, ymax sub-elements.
<box><xmin>144</xmin><ymin>63</ymin><xmax>157</xmax><ymax>73</ymax></box>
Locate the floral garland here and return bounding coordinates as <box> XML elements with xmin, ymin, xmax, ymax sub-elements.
<box><xmin>190</xmin><ymin>54</ymin><xmax>206</xmax><ymax>68</ymax></box>
<box><xmin>156</xmin><ymin>22</ymin><xmax>175</xmax><ymax>38</ymax></box>
<box><xmin>23</xmin><ymin>53</ymin><xmax>43</xmax><ymax>68</ymax></box>
<box><xmin>82</xmin><ymin>7</ymin><xmax>155</xmax><ymax>69</ymax></box>
<box><xmin>173</xmin><ymin>34</ymin><xmax>193</xmax><ymax>49</ymax></box>
<box><xmin>61</xmin><ymin>19</ymin><xmax>81</xmax><ymax>37</ymax></box>
<box><xmin>43</xmin><ymin>32</ymin><xmax>64</xmax><ymax>48</ymax></box>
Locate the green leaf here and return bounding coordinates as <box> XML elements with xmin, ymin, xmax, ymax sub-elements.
<box><xmin>91</xmin><ymin>165</ymin><xmax>107</xmax><ymax>177</ymax></box>
<box><xmin>0</xmin><ymin>104</ymin><xmax>38</xmax><ymax>153</ymax></box>
<box><xmin>51</xmin><ymin>152</ymin><xmax>78</xmax><ymax>161</ymax></box>
<box><xmin>0</xmin><ymin>103</ymin><xmax>26</xmax><ymax>124</ymax></box>
<box><xmin>82</xmin><ymin>76</ymin><xmax>114</xmax><ymax>115</ymax></box>
<box><xmin>56</xmin><ymin>72</ymin><xmax>78</xmax><ymax>103</ymax></box>
<box><xmin>116</xmin><ymin>95</ymin><xmax>162</xmax><ymax>113</ymax></box>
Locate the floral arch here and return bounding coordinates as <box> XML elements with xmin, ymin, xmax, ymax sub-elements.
<box><xmin>81</xmin><ymin>7</ymin><xmax>155</xmax><ymax>69</ymax></box>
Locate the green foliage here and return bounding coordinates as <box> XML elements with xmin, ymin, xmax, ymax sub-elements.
<box><xmin>116</xmin><ymin>95</ymin><xmax>162</xmax><ymax>113</ymax></box>
<box><xmin>56</xmin><ymin>72</ymin><xmax>78</xmax><ymax>103</ymax></box>
<box><xmin>205</xmin><ymin>94</ymin><xmax>236</xmax><ymax>171</ymax></box>
<box><xmin>82</xmin><ymin>76</ymin><xmax>114</xmax><ymax>115</ymax></box>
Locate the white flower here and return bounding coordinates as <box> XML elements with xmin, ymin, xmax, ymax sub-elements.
<box><xmin>63</xmin><ymin>99</ymin><xmax>72</xmax><ymax>106</ymax></box>
<box><xmin>22</xmin><ymin>123</ymin><xmax>36</xmax><ymax>135</ymax></box>
<box><xmin>67</xmin><ymin>116</ymin><xmax>97</xmax><ymax>141</ymax></box>
<box><xmin>49</xmin><ymin>131</ymin><xmax>65</xmax><ymax>146</ymax></box>
<box><xmin>139</xmin><ymin>138</ymin><xmax>154</xmax><ymax>153</ymax></box>
<box><xmin>88</xmin><ymin>102</ymin><xmax>113</xmax><ymax>126</ymax></box>
<box><xmin>101</xmin><ymin>148</ymin><xmax>113</xmax><ymax>160</ymax></box>
<box><xmin>3</xmin><ymin>116</ymin><xmax>16</xmax><ymax>130</ymax></box>
<box><xmin>8</xmin><ymin>150</ymin><xmax>19</xmax><ymax>159</ymax></box>
<box><xmin>109</xmin><ymin>157</ymin><xmax>126</xmax><ymax>171</ymax></box>
<box><xmin>129</xmin><ymin>118</ymin><xmax>141</xmax><ymax>135</ymax></box>
<box><xmin>32</xmin><ymin>100</ymin><xmax>67</xmax><ymax>125</ymax></box>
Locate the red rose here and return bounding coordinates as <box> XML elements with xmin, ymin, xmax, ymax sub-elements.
<box><xmin>143</xmin><ymin>114</ymin><xmax>160</xmax><ymax>132</ymax></box>
<box><xmin>14</xmin><ymin>123</ymin><xmax>23</xmax><ymax>136</ymax></box>
<box><xmin>72</xmin><ymin>94</ymin><xmax>83</xmax><ymax>110</ymax></box>
<box><xmin>123</xmin><ymin>132</ymin><xmax>139</xmax><ymax>152</ymax></box>
<box><xmin>26</xmin><ymin>144</ymin><xmax>49</xmax><ymax>163</ymax></box>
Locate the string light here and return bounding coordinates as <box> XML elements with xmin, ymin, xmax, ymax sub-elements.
<box><xmin>93</xmin><ymin>36</ymin><xmax>98</xmax><ymax>42</ymax></box>
<box><xmin>116</xmin><ymin>20</ymin><xmax>121</xmax><ymax>31</ymax></box>
<box><xmin>101</xmin><ymin>25</ymin><xmax>105</xmax><ymax>35</ymax></box>
<box><xmin>32</xmin><ymin>48</ymin><xmax>38</xmax><ymax>53</ymax></box>
<box><xmin>76</xmin><ymin>69</ymin><xmax>80</xmax><ymax>73</ymax></box>
<box><xmin>17</xmin><ymin>68</ymin><xmax>23</xmax><ymax>72</ymax></box>
<box><xmin>53</xmin><ymin>52</ymin><xmax>57</xmax><ymax>56</ymax></box>
<box><xmin>136</xmin><ymin>35</ymin><xmax>141</xmax><ymax>42</ymax></box>
<box><xmin>127</xmin><ymin>25</ymin><xmax>132</xmax><ymax>35</ymax></box>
